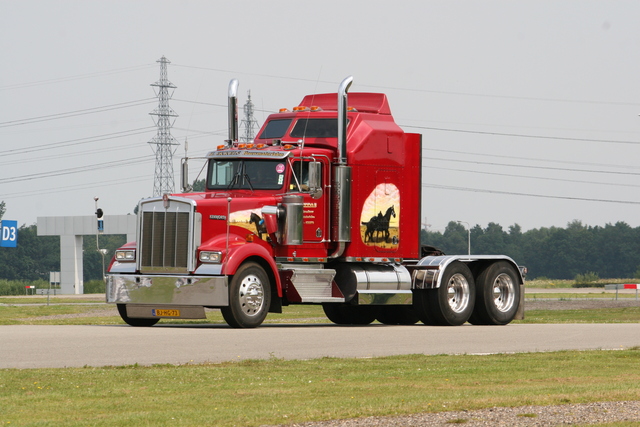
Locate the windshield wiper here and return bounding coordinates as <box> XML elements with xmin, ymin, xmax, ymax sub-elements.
<box><xmin>226</xmin><ymin>161</ymin><xmax>254</xmax><ymax>191</ymax></box>
<box><xmin>227</xmin><ymin>162</ymin><xmax>243</xmax><ymax>190</ymax></box>
<box><xmin>243</xmin><ymin>168</ymin><xmax>254</xmax><ymax>192</ymax></box>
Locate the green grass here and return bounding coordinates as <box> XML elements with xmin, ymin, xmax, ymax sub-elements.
<box><xmin>526</xmin><ymin>278</ymin><xmax>638</xmax><ymax>288</ymax></box>
<box><xmin>0</xmin><ymin>299</ymin><xmax>330</xmax><ymax>326</ymax></box>
<box><xmin>1</xmin><ymin>350</ymin><xmax>639</xmax><ymax>426</ymax></box>
<box><xmin>515</xmin><ymin>307</ymin><xmax>640</xmax><ymax>324</ymax></box>
<box><xmin>526</xmin><ymin>292</ymin><xmax>639</xmax><ymax>300</ymax></box>
<box><xmin>0</xmin><ymin>297</ymin><xmax>104</xmax><ymax>304</ymax></box>
<box><xmin>2</xmin><ymin>296</ymin><xmax>639</xmax><ymax>325</ymax></box>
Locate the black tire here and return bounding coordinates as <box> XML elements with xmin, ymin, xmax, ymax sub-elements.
<box><xmin>221</xmin><ymin>262</ymin><xmax>271</xmax><ymax>328</ymax></box>
<box><xmin>116</xmin><ymin>304</ymin><xmax>160</xmax><ymax>327</ymax></box>
<box><xmin>414</xmin><ymin>261</ymin><xmax>475</xmax><ymax>326</ymax></box>
<box><xmin>376</xmin><ymin>306</ymin><xmax>420</xmax><ymax>325</ymax></box>
<box><xmin>469</xmin><ymin>261</ymin><xmax>520</xmax><ymax>325</ymax></box>
<box><xmin>412</xmin><ymin>290</ymin><xmax>437</xmax><ymax>325</ymax></box>
<box><xmin>322</xmin><ymin>304</ymin><xmax>378</xmax><ymax>325</ymax></box>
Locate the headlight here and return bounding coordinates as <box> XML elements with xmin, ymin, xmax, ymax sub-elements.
<box><xmin>199</xmin><ymin>251</ymin><xmax>222</xmax><ymax>263</ymax></box>
<box><xmin>115</xmin><ymin>250</ymin><xmax>135</xmax><ymax>261</ymax></box>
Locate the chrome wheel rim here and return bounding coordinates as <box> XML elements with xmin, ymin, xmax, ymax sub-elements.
<box><xmin>446</xmin><ymin>273</ymin><xmax>470</xmax><ymax>313</ymax></box>
<box><xmin>492</xmin><ymin>273</ymin><xmax>516</xmax><ymax>312</ymax></box>
<box><xmin>239</xmin><ymin>274</ymin><xmax>265</xmax><ymax>316</ymax></box>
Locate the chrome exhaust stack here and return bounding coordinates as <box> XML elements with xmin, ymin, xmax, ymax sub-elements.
<box><xmin>337</xmin><ymin>76</ymin><xmax>353</xmax><ymax>165</ymax></box>
<box><xmin>227</xmin><ymin>79</ymin><xmax>239</xmax><ymax>146</ymax></box>
<box><xmin>331</xmin><ymin>76</ymin><xmax>353</xmax><ymax>253</ymax></box>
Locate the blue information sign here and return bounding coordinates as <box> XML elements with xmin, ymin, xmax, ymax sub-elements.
<box><xmin>0</xmin><ymin>220</ymin><xmax>18</xmax><ymax>248</ymax></box>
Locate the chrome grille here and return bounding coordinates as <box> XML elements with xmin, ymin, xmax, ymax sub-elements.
<box><xmin>141</xmin><ymin>210</ymin><xmax>190</xmax><ymax>273</ymax></box>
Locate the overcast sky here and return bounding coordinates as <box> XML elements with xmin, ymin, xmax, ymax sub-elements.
<box><xmin>1</xmin><ymin>1</ymin><xmax>640</xmax><ymax>233</ymax></box>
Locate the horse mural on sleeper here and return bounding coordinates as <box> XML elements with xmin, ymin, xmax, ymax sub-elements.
<box><xmin>359</xmin><ymin>183</ymin><xmax>400</xmax><ymax>250</ymax></box>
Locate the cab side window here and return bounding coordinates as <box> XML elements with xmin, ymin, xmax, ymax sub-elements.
<box><xmin>289</xmin><ymin>161</ymin><xmax>310</xmax><ymax>192</ymax></box>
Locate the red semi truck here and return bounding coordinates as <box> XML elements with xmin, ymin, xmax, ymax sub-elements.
<box><xmin>106</xmin><ymin>76</ymin><xmax>524</xmax><ymax>328</ymax></box>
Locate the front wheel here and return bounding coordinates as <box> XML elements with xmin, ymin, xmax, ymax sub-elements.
<box><xmin>414</xmin><ymin>261</ymin><xmax>475</xmax><ymax>326</ymax></box>
<box><xmin>116</xmin><ymin>304</ymin><xmax>160</xmax><ymax>327</ymax></box>
<box><xmin>469</xmin><ymin>261</ymin><xmax>520</xmax><ymax>325</ymax></box>
<box><xmin>221</xmin><ymin>262</ymin><xmax>271</xmax><ymax>328</ymax></box>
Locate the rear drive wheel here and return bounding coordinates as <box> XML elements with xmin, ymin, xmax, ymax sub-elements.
<box><xmin>469</xmin><ymin>261</ymin><xmax>520</xmax><ymax>325</ymax></box>
<box><xmin>376</xmin><ymin>306</ymin><xmax>420</xmax><ymax>325</ymax></box>
<box><xmin>116</xmin><ymin>304</ymin><xmax>160</xmax><ymax>327</ymax></box>
<box><xmin>221</xmin><ymin>262</ymin><xmax>271</xmax><ymax>328</ymax></box>
<box><xmin>414</xmin><ymin>261</ymin><xmax>475</xmax><ymax>326</ymax></box>
<box><xmin>322</xmin><ymin>304</ymin><xmax>378</xmax><ymax>325</ymax></box>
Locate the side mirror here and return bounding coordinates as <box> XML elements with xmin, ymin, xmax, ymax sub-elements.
<box><xmin>308</xmin><ymin>162</ymin><xmax>323</xmax><ymax>199</ymax></box>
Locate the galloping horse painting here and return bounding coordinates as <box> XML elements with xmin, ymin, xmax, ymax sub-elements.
<box><xmin>359</xmin><ymin>183</ymin><xmax>400</xmax><ymax>249</ymax></box>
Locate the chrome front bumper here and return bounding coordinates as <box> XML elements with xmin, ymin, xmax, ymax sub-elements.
<box><xmin>107</xmin><ymin>274</ymin><xmax>229</xmax><ymax>306</ymax></box>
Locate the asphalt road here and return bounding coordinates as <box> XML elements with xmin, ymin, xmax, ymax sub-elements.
<box><xmin>2</xmin><ymin>323</ymin><xmax>640</xmax><ymax>369</ymax></box>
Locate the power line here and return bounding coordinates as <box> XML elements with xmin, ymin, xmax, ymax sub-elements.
<box><xmin>172</xmin><ymin>98</ymin><xmax>274</xmax><ymax>115</ymax></box>
<box><xmin>0</xmin><ymin>139</ymin><xmax>150</xmax><ymax>167</ymax></box>
<box><xmin>0</xmin><ymin>155</ymin><xmax>154</xmax><ymax>185</ymax></box>
<box><xmin>0</xmin><ymin>174</ymin><xmax>152</xmax><ymax>199</ymax></box>
<box><xmin>404</xmin><ymin>124</ymin><xmax>640</xmax><ymax>145</ymax></box>
<box><xmin>0</xmin><ymin>99</ymin><xmax>156</xmax><ymax>128</ymax></box>
<box><xmin>422</xmin><ymin>183</ymin><xmax>640</xmax><ymax>205</ymax></box>
<box><xmin>0</xmin><ymin>127</ymin><xmax>154</xmax><ymax>156</ymax></box>
<box><xmin>0</xmin><ymin>64</ymin><xmax>155</xmax><ymax>91</ymax></box>
<box><xmin>426</xmin><ymin>165</ymin><xmax>640</xmax><ymax>189</ymax></box>
<box><xmin>172</xmin><ymin>63</ymin><xmax>640</xmax><ymax>107</ymax></box>
<box><xmin>426</xmin><ymin>156</ymin><xmax>640</xmax><ymax>176</ymax></box>
<box><xmin>423</xmin><ymin>147</ymin><xmax>640</xmax><ymax>172</ymax></box>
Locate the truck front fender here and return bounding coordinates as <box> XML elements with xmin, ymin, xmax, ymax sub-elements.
<box><xmin>222</xmin><ymin>242</ymin><xmax>282</xmax><ymax>297</ymax></box>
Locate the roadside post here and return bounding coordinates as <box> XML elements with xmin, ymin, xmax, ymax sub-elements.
<box><xmin>48</xmin><ymin>272</ymin><xmax>61</xmax><ymax>306</ymax></box>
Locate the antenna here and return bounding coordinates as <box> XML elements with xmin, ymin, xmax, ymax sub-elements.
<box><xmin>148</xmin><ymin>56</ymin><xmax>179</xmax><ymax>196</ymax></box>
<box><xmin>239</xmin><ymin>90</ymin><xmax>259</xmax><ymax>143</ymax></box>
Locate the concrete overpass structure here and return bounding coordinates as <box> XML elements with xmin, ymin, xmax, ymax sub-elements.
<box><xmin>37</xmin><ymin>215</ymin><xmax>136</xmax><ymax>294</ymax></box>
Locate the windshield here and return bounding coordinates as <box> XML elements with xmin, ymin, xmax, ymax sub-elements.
<box><xmin>207</xmin><ymin>159</ymin><xmax>286</xmax><ymax>190</ymax></box>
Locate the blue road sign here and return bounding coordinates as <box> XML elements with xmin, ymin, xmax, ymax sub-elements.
<box><xmin>0</xmin><ymin>220</ymin><xmax>18</xmax><ymax>248</ymax></box>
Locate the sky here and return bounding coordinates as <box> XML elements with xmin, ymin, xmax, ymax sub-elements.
<box><xmin>1</xmin><ymin>1</ymin><xmax>640</xmax><ymax>233</ymax></box>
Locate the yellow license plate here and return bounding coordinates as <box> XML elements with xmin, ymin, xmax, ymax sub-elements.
<box><xmin>152</xmin><ymin>309</ymin><xmax>180</xmax><ymax>317</ymax></box>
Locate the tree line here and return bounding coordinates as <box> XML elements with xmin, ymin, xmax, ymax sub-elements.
<box><xmin>1</xmin><ymin>219</ymin><xmax>640</xmax><ymax>283</ymax></box>
<box><xmin>422</xmin><ymin>220</ymin><xmax>640</xmax><ymax>279</ymax></box>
